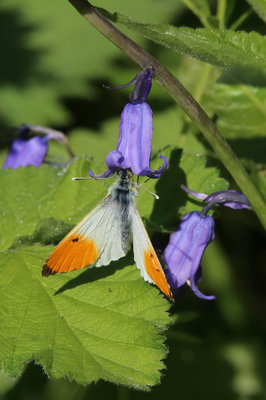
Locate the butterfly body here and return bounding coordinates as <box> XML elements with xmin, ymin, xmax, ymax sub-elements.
<box><xmin>42</xmin><ymin>169</ymin><xmax>173</xmax><ymax>300</ymax></box>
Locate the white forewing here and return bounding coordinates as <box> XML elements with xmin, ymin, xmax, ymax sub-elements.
<box><xmin>75</xmin><ymin>195</ymin><xmax>126</xmax><ymax>266</ymax></box>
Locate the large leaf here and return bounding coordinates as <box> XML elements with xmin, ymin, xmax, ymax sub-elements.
<box><xmin>102</xmin><ymin>9</ymin><xmax>266</xmax><ymax>71</ymax></box>
<box><xmin>0</xmin><ymin>245</ymin><xmax>170</xmax><ymax>389</ymax></box>
<box><xmin>0</xmin><ymin>158</ymin><xmax>171</xmax><ymax>388</ymax></box>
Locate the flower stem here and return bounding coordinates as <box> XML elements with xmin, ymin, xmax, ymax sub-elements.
<box><xmin>217</xmin><ymin>0</ymin><xmax>227</xmax><ymax>29</ymax></box>
<box><xmin>230</xmin><ymin>8</ymin><xmax>253</xmax><ymax>30</ymax></box>
<box><xmin>193</xmin><ymin>63</ymin><xmax>213</xmax><ymax>104</ymax></box>
<box><xmin>68</xmin><ymin>0</ymin><xmax>266</xmax><ymax>229</ymax></box>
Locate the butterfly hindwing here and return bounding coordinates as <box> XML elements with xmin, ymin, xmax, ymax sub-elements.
<box><xmin>131</xmin><ymin>201</ymin><xmax>173</xmax><ymax>301</ymax></box>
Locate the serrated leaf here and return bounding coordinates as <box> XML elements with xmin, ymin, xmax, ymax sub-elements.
<box><xmin>0</xmin><ymin>245</ymin><xmax>170</xmax><ymax>389</ymax></box>
<box><xmin>103</xmin><ymin>9</ymin><xmax>266</xmax><ymax>71</ymax></box>
<box><xmin>246</xmin><ymin>0</ymin><xmax>266</xmax><ymax>22</ymax></box>
<box><xmin>0</xmin><ymin>158</ymin><xmax>172</xmax><ymax>387</ymax></box>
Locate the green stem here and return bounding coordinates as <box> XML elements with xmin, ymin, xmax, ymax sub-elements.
<box><xmin>217</xmin><ymin>0</ymin><xmax>227</xmax><ymax>29</ymax></box>
<box><xmin>193</xmin><ymin>63</ymin><xmax>213</xmax><ymax>103</ymax></box>
<box><xmin>68</xmin><ymin>0</ymin><xmax>266</xmax><ymax>229</ymax></box>
<box><xmin>230</xmin><ymin>8</ymin><xmax>253</xmax><ymax>30</ymax></box>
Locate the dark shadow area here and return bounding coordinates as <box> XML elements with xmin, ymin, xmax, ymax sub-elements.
<box><xmin>9</xmin><ymin>218</ymin><xmax>73</xmax><ymax>251</ymax></box>
<box><xmin>57</xmin><ymin>64</ymin><xmax>174</xmax><ymax>133</ymax></box>
<box><xmin>149</xmin><ymin>149</ymin><xmax>187</xmax><ymax>230</ymax></box>
<box><xmin>228</xmin><ymin>137</ymin><xmax>266</xmax><ymax>165</ymax></box>
<box><xmin>227</xmin><ymin>0</ymin><xmax>266</xmax><ymax>34</ymax></box>
<box><xmin>0</xmin><ymin>9</ymin><xmax>51</xmax><ymax>88</ymax></box>
<box><xmin>59</xmin><ymin>76</ymin><xmax>129</xmax><ymax>131</ymax></box>
<box><xmin>4</xmin><ymin>362</ymin><xmax>48</xmax><ymax>400</ymax></box>
<box><xmin>0</xmin><ymin>127</ymin><xmax>19</xmax><ymax>148</ymax></box>
<box><xmin>54</xmin><ymin>251</ymin><xmax>133</xmax><ymax>295</ymax></box>
<box><xmin>215</xmin><ymin>209</ymin><xmax>266</xmax><ymax>323</ymax></box>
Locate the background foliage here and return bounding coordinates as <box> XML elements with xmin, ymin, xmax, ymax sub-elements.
<box><xmin>0</xmin><ymin>0</ymin><xmax>266</xmax><ymax>399</ymax></box>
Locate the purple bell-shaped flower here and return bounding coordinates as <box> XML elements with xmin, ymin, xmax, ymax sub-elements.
<box><xmin>3</xmin><ymin>125</ymin><xmax>50</xmax><ymax>169</ymax></box>
<box><xmin>164</xmin><ymin>187</ymin><xmax>251</xmax><ymax>300</ymax></box>
<box><xmin>90</xmin><ymin>68</ymin><xmax>168</xmax><ymax>179</ymax></box>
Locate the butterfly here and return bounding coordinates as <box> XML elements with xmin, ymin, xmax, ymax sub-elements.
<box><xmin>42</xmin><ymin>169</ymin><xmax>173</xmax><ymax>301</ymax></box>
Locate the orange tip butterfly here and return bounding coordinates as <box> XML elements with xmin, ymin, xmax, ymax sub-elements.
<box><xmin>42</xmin><ymin>169</ymin><xmax>173</xmax><ymax>301</ymax></box>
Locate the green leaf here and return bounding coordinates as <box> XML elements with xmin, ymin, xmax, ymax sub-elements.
<box><xmin>203</xmin><ymin>83</ymin><xmax>266</xmax><ymax>139</ymax></box>
<box><xmin>0</xmin><ymin>157</ymin><xmax>109</xmax><ymax>251</ymax></box>
<box><xmin>103</xmin><ymin>9</ymin><xmax>266</xmax><ymax>71</ymax></box>
<box><xmin>0</xmin><ymin>158</ymin><xmax>172</xmax><ymax>388</ymax></box>
<box><xmin>136</xmin><ymin>151</ymin><xmax>228</xmax><ymax>230</ymax></box>
<box><xmin>0</xmin><ymin>245</ymin><xmax>170</xmax><ymax>389</ymax></box>
<box><xmin>246</xmin><ymin>0</ymin><xmax>266</xmax><ymax>22</ymax></box>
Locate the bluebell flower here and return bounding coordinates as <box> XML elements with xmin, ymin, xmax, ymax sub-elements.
<box><xmin>3</xmin><ymin>125</ymin><xmax>50</xmax><ymax>169</ymax></box>
<box><xmin>180</xmin><ymin>184</ymin><xmax>251</xmax><ymax>211</ymax></box>
<box><xmin>164</xmin><ymin>211</ymin><xmax>215</xmax><ymax>300</ymax></box>
<box><xmin>90</xmin><ymin>68</ymin><xmax>168</xmax><ymax>179</ymax></box>
<box><xmin>3</xmin><ymin>124</ymin><xmax>74</xmax><ymax>169</ymax></box>
<box><xmin>164</xmin><ymin>188</ymin><xmax>250</xmax><ymax>300</ymax></box>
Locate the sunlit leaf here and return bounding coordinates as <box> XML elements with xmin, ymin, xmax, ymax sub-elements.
<box><xmin>203</xmin><ymin>83</ymin><xmax>266</xmax><ymax>139</ymax></box>
<box><xmin>0</xmin><ymin>158</ymin><xmax>172</xmax><ymax>388</ymax></box>
<box><xmin>0</xmin><ymin>246</ymin><xmax>170</xmax><ymax>388</ymax></box>
<box><xmin>102</xmin><ymin>8</ymin><xmax>266</xmax><ymax>71</ymax></box>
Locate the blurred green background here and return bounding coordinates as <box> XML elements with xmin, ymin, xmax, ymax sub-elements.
<box><xmin>0</xmin><ymin>0</ymin><xmax>266</xmax><ymax>399</ymax></box>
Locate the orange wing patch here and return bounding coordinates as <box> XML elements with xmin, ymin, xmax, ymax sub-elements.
<box><xmin>144</xmin><ymin>248</ymin><xmax>173</xmax><ymax>301</ymax></box>
<box><xmin>42</xmin><ymin>234</ymin><xmax>100</xmax><ymax>276</ymax></box>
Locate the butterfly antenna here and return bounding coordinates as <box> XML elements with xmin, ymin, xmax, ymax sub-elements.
<box><xmin>137</xmin><ymin>177</ymin><xmax>150</xmax><ymax>187</ymax></box>
<box><xmin>72</xmin><ymin>177</ymin><xmax>110</xmax><ymax>187</ymax></box>
<box><xmin>133</xmin><ymin>182</ymin><xmax>159</xmax><ymax>200</ymax></box>
<box><xmin>140</xmin><ymin>186</ymin><xmax>159</xmax><ymax>200</ymax></box>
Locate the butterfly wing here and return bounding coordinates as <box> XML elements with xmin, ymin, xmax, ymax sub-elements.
<box><xmin>42</xmin><ymin>195</ymin><xmax>127</xmax><ymax>276</ymax></box>
<box><xmin>131</xmin><ymin>201</ymin><xmax>173</xmax><ymax>301</ymax></box>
